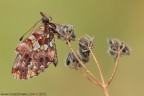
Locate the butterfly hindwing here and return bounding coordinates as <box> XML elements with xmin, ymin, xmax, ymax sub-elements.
<box><xmin>12</xmin><ymin>25</ymin><xmax>58</xmax><ymax>79</ymax></box>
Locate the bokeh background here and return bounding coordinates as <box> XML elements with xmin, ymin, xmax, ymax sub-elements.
<box><xmin>0</xmin><ymin>0</ymin><xmax>143</xmax><ymax>96</ymax></box>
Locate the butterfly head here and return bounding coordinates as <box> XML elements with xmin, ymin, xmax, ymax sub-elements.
<box><xmin>40</xmin><ymin>12</ymin><xmax>52</xmax><ymax>24</ymax></box>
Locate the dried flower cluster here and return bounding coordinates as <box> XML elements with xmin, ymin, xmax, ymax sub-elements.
<box><xmin>107</xmin><ymin>38</ymin><xmax>130</xmax><ymax>59</ymax></box>
<box><xmin>65</xmin><ymin>35</ymin><xmax>94</xmax><ymax>70</ymax></box>
<box><xmin>56</xmin><ymin>24</ymin><xmax>76</xmax><ymax>42</ymax></box>
<box><xmin>64</xmin><ymin>36</ymin><xmax>130</xmax><ymax>96</ymax></box>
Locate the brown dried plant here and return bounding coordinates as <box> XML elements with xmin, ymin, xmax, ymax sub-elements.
<box><xmin>57</xmin><ymin>26</ymin><xmax>130</xmax><ymax>96</ymax></box>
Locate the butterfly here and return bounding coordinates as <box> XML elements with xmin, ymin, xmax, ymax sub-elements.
<box><xmin>12</xmin><ymin>12</ymin><xmax>76</xmax><ymax>80</ymax></box>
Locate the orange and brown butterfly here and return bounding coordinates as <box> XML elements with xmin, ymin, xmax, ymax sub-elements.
<box><xmin>12</xmin><ymin>12</ymin><xmax>59</xmax><ymax>79</ymax></box>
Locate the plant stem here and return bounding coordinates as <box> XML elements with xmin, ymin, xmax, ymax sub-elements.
<box><xmin>106</xmin><ymin>53</ymin><xmax>121</xmax><ymax>87</ymax></box>
<box><xmin>67</xmin><ymin>41</ymin><xmax>102</xmax><ymax>87</ymax></box>
<box><xmin>103</xmin><ymin>87</ymin><xmax>109</xmax><ymax>96</ymax></box>
<box><xmin>79</xmin><ymin>69</ymin><xmax>101</xmax><ymax>86</ymax></box>
<box><xmin>89</xmin><ymin>48</ymin><xmax>109</xmax><ymax>96</ymax></box>
<box><xmin>89</xmin><ymin>48</ymin><xmax>105</xmax><ymax>84</ymax></box>
<box><xmin>57</xmin><ymin>32</ymin><xmax>109</xmax><ymax>95</ymax></box>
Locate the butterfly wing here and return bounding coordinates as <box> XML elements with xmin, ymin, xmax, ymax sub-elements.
<box><xmin>12</xmin><ymin>25</ymin><xmax>58</xmax><ymax>79</ymax></box>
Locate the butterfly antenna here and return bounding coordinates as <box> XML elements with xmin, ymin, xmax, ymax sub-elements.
<box><xmin>19</xmin><ymin>19</ymin><xmax>41</xmax><ymax>41</ymax></box>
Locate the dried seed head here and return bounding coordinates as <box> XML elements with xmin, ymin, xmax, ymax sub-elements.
<box><xmin>79</xmin><ymin>35</ymin><xmax>94</xmax><ymax>50</ymax></box>
<box><xmin>107</xmin><ymin>38</ymin><xmax>130</xmax><ymax>58</ymax></box>
<box><xmin>56</xmin><ymin>24</ymin><xmax>76</xmax><ymax>42</ymax></box>
<box><xmin>65</xmin><ymin>35</ymin><xmax>94</xmax><ymax>70</ymax></box>
<box><xmin>120</xmin><ymin>43</ymin><xmax>130</xmax><ymax>55</ymax></box>
<box><xmin>65</xmin><ymin>52</ymin><xmax>82</xmax><ymax>70</ymax></box>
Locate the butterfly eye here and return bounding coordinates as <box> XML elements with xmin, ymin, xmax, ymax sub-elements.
<box><xmin>40</xmin><ymin>12</ymin><xmax>52</xmax><ymax>22</ymax></box>
<box><xmin>42</xmin><ymin>17</ymin><xmax>49</xmax><ymax>23</ymax></box>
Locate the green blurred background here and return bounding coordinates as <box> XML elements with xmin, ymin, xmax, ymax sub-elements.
<box><xmin>0</xmin><ymin>0</ymin><xmax>143</xmax><ymax>96</ymax></box>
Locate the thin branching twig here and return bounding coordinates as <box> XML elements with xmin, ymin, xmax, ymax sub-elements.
<box><xmin>67</xmin><ymin>41</ymin><xmax>102</xmax><ymax>86</ymax></box>
<box><xmin>56</xmin><ymin>26</ymin><xmax>130</xmax><ymax>96</ymax></box>
<box><xmin>79</xmin><ymin>69</ymin><xmax>100</xmax><ymax>86</ymax></box>
<box><xmin>106</xmin><ymin>53</ymin><xmax>121</xmax><ymax>87</ymax></box>
<box><xmin>89</xmin><ymin>48</ymin><xmax>109</xmax><ymax>96</ymax></box>
<box><xmin>56</xmin><ymin>31</ymin><xmax>102</xmax><ymax>86</ymax></box>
